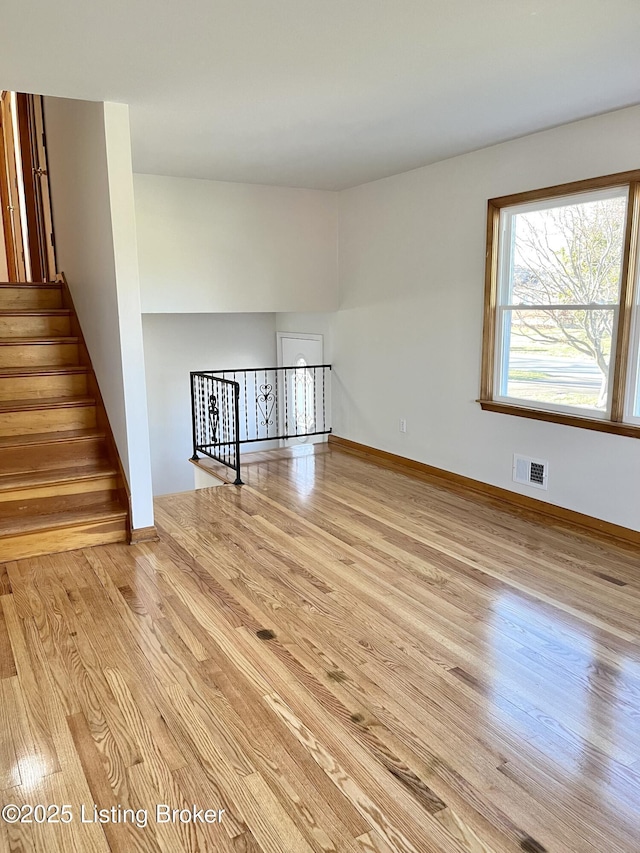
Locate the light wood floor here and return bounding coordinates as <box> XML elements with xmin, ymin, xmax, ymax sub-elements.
<box><xmin>0</xmin><ymin>444</ymin><xmax>639</xmax><ymax>852</ymax></box>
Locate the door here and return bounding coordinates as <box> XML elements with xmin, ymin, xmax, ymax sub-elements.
<box><xmin>277</xmin><ymin>333</ymin><xmax>326</xmax><ymax>445</ymax></box>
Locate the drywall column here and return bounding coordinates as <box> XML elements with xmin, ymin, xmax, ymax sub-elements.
<box><xmin>103</xmin><ymin>103</ymin><xmax>154</xmax><ymax>529</ymax></box>
<box><xmin>43</xmin><ymin>97</ymin><xmax>154</xmax><ymax>529</ymax></box>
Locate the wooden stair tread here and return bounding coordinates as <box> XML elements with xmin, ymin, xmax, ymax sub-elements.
<box><xmin>0</xmin><ymin>282</ymin><xmax>60</xmax><ymax>289</ymax></box>
<box><xmin>0</xmin><ymin>428</ymin><xmax>105</xmax><ymax>449</ymax></box>
<box><xmin>0</xmin><ymin>395</ymin><xmax>95</xmax><ymax>414</ymax></box>
<box><xmin>0</xmin><ymin>500</ymin><xmax>127</xmax><ymax>537</ymax></box>
<box><xmin>0</xmin><ymin>365</ymin><xmax>89</xmax><ymax>377</ymax></box>
<box><xmin>0</xmin><ymin>336</ymin><xmax>78</xmax><ymax>345</ymax></box>
<box><xmin>0</xmin><ymin>462</ymin><xmax>117</xmax><ymax>489</ymax></box>
<box><xmin>0</xmin><ymin>309</ymin><xmax>71</xmax><ymax>316</ymax></box>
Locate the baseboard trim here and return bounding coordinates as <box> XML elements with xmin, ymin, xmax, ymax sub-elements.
<box><xmin>129</xmin><ymin>526</ymin><xmax>159</xmax><ymax>545</ymax></box>
<box><xmin>328</xmin><ymin>434</ymin><xmax>640</xmax><ymax>550</ymax></box>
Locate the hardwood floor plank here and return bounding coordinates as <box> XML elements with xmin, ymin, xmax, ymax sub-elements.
<box><xmin>263</xmin><ymin>691</ymin><xmax>456</xmax><ymax>853</ymax></box>
<box><xmin>0</xmin><ymin>677</ymin><xmax>22</xmax><ymax>789</ymax></box>
<box><xmin>67</xmin><ymin>710</ymin><xmax>160</xmax><ymax>853</ymax></box>
<box><xmin>1</xmin><ymin>444</ymin><xmax>639</xmax><ymax>851</ymax></box>
<box><xmin>0</xmin><ymin>605</ymin><xmax>16</xmax><ymax>679</ymax></box>
<box><xmin>1</xmin><ymin>596</ymin><xmax>59</xmax><ymax>779</ymax></box>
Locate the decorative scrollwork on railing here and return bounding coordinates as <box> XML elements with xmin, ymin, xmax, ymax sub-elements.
<box><xmin>257</xmin><ymin>383</ymin><xmax>275</xmax><ymax>426</ymax></box>
<box><xmin>208</xmin><ymin>394</ymin><xmax>219</xmax><ymax>443</ymax></box>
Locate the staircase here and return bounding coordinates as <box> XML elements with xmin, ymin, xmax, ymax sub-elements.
<box><xmin>0</xmin><ymin>279</ymin><xmax>130</xmax><ymax>562</ymax></box>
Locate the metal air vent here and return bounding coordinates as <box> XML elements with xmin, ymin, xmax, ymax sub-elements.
<box><xmin>513</xmin><ymin>454</ymin><xmax>548</xmax><ymax>490</ymax></box>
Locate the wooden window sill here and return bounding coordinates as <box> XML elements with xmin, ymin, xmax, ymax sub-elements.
<box><xmin>478</xmin><ymin>400</ymin><xmax>640</xmax><ymax>438</ymax></box>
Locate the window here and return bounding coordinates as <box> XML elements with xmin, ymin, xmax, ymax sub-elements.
<box><xmin>480</xmin><ymin>171</ymin><xmax>640</xmax><ymax>437</ymax></box>
<box><xmin>293</xmin><ymin>356</ymin><xmax>315</xmax><ymax>433</ymax></box>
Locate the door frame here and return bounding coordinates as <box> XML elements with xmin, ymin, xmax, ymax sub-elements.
<box><xmin>0</xmin><ymin>92</ymin><xmax>27</xmax><ymax>281</ymax></box>
<box><xmin>0</xmin><ymin>107</ymin><xmax>16</xmax><ymax>280</ymax></box>
<box><xmin>0</xmin><ymin>92</ymin><xmax>57</xmax><ymax>283</ymax></box>
<box><xmin>15</xmin><ymin>94</ymin><xmax>56</xmax><ymax>282</ymax></box>
<box><xmin>31</xmin><ymin>95</ymin><xmax>57</xmax><ymax>280</ymax></box>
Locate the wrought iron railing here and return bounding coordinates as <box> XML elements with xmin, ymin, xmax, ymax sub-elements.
<box><xmin>190</xmin><ymin>364</ymin><xmax>332</xmax><ymax>484</ymax></box>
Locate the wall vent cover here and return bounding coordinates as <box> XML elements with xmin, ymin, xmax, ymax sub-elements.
<box><xmin>513</xmin><ymin>454</ymin><xmax>548</xmax><ymax>490</ymax></box>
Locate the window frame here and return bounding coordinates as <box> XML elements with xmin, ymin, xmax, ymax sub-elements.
<box><xmin>479</xmin><ymin>170</ymin><xmax>640</xmax><ymax>438</ymax></box>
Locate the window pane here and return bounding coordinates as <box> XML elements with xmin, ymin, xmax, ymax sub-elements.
<box><xmin>508</xmin><ymin>194</ymin><xmax>627</xmax><ymax>306</ymax></box>
<box><xmin>501</xmin><ymin>308</ymin><xmax>614</xmax><ymax>411</ymax></box>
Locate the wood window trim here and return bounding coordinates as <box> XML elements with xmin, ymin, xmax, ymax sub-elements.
<box><xmin>477</xmin><ymin>399</ymin><xmax>640</xmax><ymax>438</ymax></box>
<box><xmin>480</xmin><ymin>168</ymin><xmax>640</xmax><ymax>434</ymax></box>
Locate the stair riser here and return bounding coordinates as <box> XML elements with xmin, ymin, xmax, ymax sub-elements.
<box><xmin>0</xmin><ymin>474</ymin><xmax>119</xmax><ymax>503</ymax></box>
<box><xmin>0</xmin><ymin>372</ymin><xmax>87</xmax><ymax>402</ymax></box>
<box><xmin>0</xmin><ymin>405</ymin><xmax>96</xmax><ymax>437</ymax></box>
<box><xmin>0</xmin><ymin>288</ymin><xmax>62</xmax><ymax>310</ymax></box>
<box><xmin>0</xmin><ymin>517</ymin><xmax>128</xmax><ymax>563</ymax></box>
<box><xmin>0</xmin><ymin>343</ymin><xmax>79</xmax><ymax>368</ymax></box>
<box><xmin>0</xmin><ymin>315</ymin><xmax>71</xmax><ymax>338</ymax></box>
<box><xmin>0</xmin><ymin>437</ymin><xmax>106</xmax><ymax>474</ymax></box>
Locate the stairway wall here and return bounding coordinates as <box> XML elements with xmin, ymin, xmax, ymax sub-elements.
<box><xmin>43</xmin><ymin>97</ymin><xmax>154</xmax><ymax>530</ymax></box>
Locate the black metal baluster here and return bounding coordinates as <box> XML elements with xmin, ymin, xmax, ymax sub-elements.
<box><xmin>284</xmin><ymin>368</ymin><xmax>289</xmax><ymax>438</ymax></box>
<box><xmin>213</xmin><ymin>379</ymin><xmax>218</xmax><ymax>460</ymax></box>
<box><xmin>218</xmin><ymin>381</ymin><xmax>222</xmax><ymax>461</ymax></box>
<box><xmin>244</xmin><ymin>371</ymin><xmax>248</xmax><ymax>443</ymax></box>
<box><xmin>229</xmin><ymin>382</ymin><xmax>238</xmax><ymax>468</ymax></box>
<box><xmin>264</xmin><ymin>370</ymin><xmax>268</xmax><ymax>439</ymax></box>
<box><xmin>234</xmin><ymin>382</ymin><xmax>243</xmax><ymax>484</ymax></box>
<box><xmin>297</xmin><ymin>367</ymin><xmax>301</xmax><ymax>437</ymax></box>
<box><xmin>303</xmin><ymin>364</ymin><xmax>308</xmax><ymax>436</ymax></box>
<box><xmin>322</xmin><ymin>367</ymin><xmax>326</xmax><ymax>432</ymax></box>
<box><xmin>227</xmin><ymin>383</ymin><xmax>232</xmax><ymax>465</ymax></box>
<box><xmin>312</xmin><ymin>366</ymin><xmax>317</xmax><ymax>434</ymax></box>
<box><xmin>233</xmin><ymin>370</ymin><xmax>237</xmax><ymax>446</ymax></box>
<box><xmin>207</xmin><ymin>377</ymin><xmax>213</xmax><ymax>449</ymax></box>
<box><xmin>224</xmin><ymin>383</ymin><xmax>229</xmax><ymax>465</ymax></box>
<box><xmin>199</xmin><ymin>376</ymin><xmax>205</xmax><ymax>449</ymax></box>
<box><xmin>194</xmin><ymin>376</ymin><xmax>200</xmax><ymax>450</ymax></box>
<box><xmin>254</xmin><ymin>374</ymin><xmax>258</xmax><ymax>441</ymax></box>
<box><xmin>190</xmin><ymin>374</ymin><xmax>198</xmax><ymax>459</ymax></box>
<box><xmin>200</xmin><ymin>378</ymin><xmax>204</xmax><ymax>450</ymax></box>
<box><xmin>274</xmin><ymin>368</ymin><xmax>279</xmax><ymax>441</ymax></box>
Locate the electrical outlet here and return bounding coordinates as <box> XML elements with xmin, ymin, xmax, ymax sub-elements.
<box><xmin>399</xmin><ymin>418</ymin><xmax>407</xmax><ymax>433</ymax></box>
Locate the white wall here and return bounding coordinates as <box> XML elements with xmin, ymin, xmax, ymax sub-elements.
<box><xmin>336</xmin><ymin>105</ymin><xmax>640</xmax><ymax>532</ymax></box>
<box><xmin>142</xmin><ymin>313</ymin><xmax>277</xmax><ymax>495</ymax></box>
<box><xmin>135</xmin><ymin>174</ymin><xmax>338</xmax><ymax>314</ymax></box>
<box><xmin>44</xmin><ymin>97</ymin><xmax>154</xmax><ymax>529</ymax></box>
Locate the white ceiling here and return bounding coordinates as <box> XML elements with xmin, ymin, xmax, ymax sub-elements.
<box><xmin>2</xmin><ymin>0</ymin><xmax>640</xmax><ymax>190</ymax></box>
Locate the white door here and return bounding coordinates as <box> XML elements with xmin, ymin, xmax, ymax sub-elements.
<box><xmin>277</xmin><ymin>333</ymin><xmax>327</xmax><ymax>445</ymax></box>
